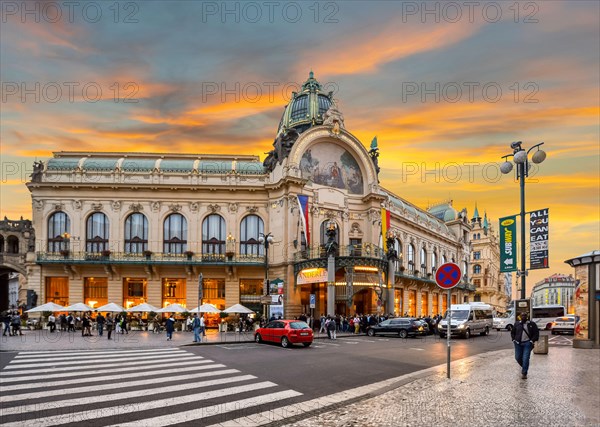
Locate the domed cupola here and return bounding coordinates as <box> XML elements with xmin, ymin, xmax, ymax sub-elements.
<box><xmin>277</xmin><ymin>71</ymin><xmax>334</xmax><ymax>135</ymax></box>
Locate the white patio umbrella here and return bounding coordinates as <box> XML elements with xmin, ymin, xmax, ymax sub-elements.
<box><xmin>223</xmin><ymin>303</ymin><xmax>254</xmax><ymax>314</ymax></box>
<box><xmin>126</xmin><ymin>303</ymin><xmax>159</xmax><ymax>313</ymax></box>
<box><xmin>95</xmin><ymin>302</ymin><xmax>125</xmax><ymax>313</ymax></box>
<box><xmin>189</xmin><ymin>303</ymin><xmax>221</xmax><ymax>314</ymax></box>
<box><xmin>158</xmin><ymin>303</ymin><xmax>187</xmax><ymax>313</ymax></box>
<box><xmin>25</xmin><ymin>302</ymin><xmax>65</xmax><ymax>313</ymax></box>
<box><xmin>64</xmin><ymin>302</ymin><xmax>93</xmax><ymax>312</ymax></box>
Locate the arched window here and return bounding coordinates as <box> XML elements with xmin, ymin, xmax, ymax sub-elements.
<box><xmin>86</xmin><ymin>212</ymin><xmax>109</xmax><ymax>253</ymax></box>
<box><xmin>420</xmin><ymin>248</ymin><xmax>427</xmax><ymax>274</ymax></box>
<box><xmin>407</xmin><ymin>244</ymin><xmax>415</xmax><ymax>273</ymax></box>
<box><xmin>240</xmin><ymin>215</ymin><xmax>264</xmax><ymax>256</ymax></box>
<box><xmin>48</xmin><ymin>211</ymin><xmax>70</xmax><ymax>252</ymax></box>
<box><xmin>202</xmin><ymin>214</ymin><xmax>226</xmax><ymax>255</ymax></box>
<box><xmin>394</xmin><ymin>239</ymin><xmax>403</xmax><ymax>270</ymax></box>
<box><xmin>0</xmin><ymin>235</ymin><xmax>4</xmax><ymax>253</ymax></box>
<box><xmin>124</xmin><ymin>213</ymin><xmax>148</xmax><ymax>253</ymax></box>
<box><xmin>164</xmin><ymin>213</ymin><xmax>187</xmax><ymax>254</ymax></box>
<box><xmin>432</xmin><ymin>251</ymin><xmax>438</xmax><ymax>271</ymax></box>
<box><xmin>442</xmin><ymin>254</ymin><xmax>447</xmax><ymax>265</ymax></box>
<box><xmin>473</xmin><ymin>264</ymin><xmax>482</xmax><ymax>274</ymax></box>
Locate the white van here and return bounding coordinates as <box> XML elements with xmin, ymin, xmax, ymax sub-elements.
<box><xmin>438</xmin><ymin>303</ymin><xmax>494</xmax><ymax>339</ymax></box>
<box><xmin>493</xmin><ymin>310</ymin><xmax>515</xmax><ymax>331</ymax></box>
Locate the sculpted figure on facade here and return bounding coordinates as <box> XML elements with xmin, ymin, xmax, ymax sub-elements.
<box><xmin>111</xmin><ymin>201</ymin><xmax>122</xmax><ymax>211</ymax></box>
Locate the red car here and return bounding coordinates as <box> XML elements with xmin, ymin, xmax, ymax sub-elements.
<box><xmin>254</xmin><ymin>320</ymin><xmax>313</xmax><ymax>348</ymax></box>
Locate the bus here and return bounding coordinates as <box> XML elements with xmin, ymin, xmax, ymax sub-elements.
<box><xmin>494</xmin><ymin>303</ymin><xmax>565</xmax><ymax>331</ymax></box>
<box><xmin>532</xmin><ymin>305</ymin><xmax>566</xmax><ymax>330</ymax></box>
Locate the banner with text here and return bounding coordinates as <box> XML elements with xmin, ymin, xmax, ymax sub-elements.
<box><xmin>529</xmin><ymin>208</ymin><xmax>549</xmax><ymax>269</ymax></box>
<box><xmin>499</xmin><ymin>216</ymin><xmax>517</xmax><ymax>272</ymax></box>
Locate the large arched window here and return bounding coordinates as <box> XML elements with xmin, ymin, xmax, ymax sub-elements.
<box><xmin>240</xmin><ymin>215</ymin><xmax>264</xmax><ymax>256</ymax></box>
<box><xmin>420</xmin><ymin>248</ymin><xmax>428</xmax><ymax>274</ymax></box>
<box><xmin>202</xmin><ymin>214</ymin><xmax>226</xmax><ymax>255</ymax></box>
<box><xmin>0</xmin><ymin>235</ymin><xmax>4</xmax><ymax>253</ymax></box>
<box><xmin>124</xmin><ymin>213</ymin><xmax>148</xmax><ymax>253</ymax></box>
<box><xmin>432</xmin><ymin>251</ymin><xmax>438</xmax><ymax>272</ymax></box>
<box><xmin>6</xmin><ymin>236</ymin><xmax>19</xmax><ymax>254</ymax></box>
<box><xmin>473</xmin><ymin>264</ymin><xmax>482</xmax><ymax>274</ymax></box>
<box><xmin>164</xmin><ymin>213</ymin><xmax>187</xmax><ymax>254</ymax></box>
<box><xmin>407</xmin><ymin>244</ymin><xmax>415</xmax><ymax>273</ymax></box>
<box><xmin>442</xmin><ymin>254</ymin><xmax>447</xmax><ymax>265</ymax></box>
<box><xmin>48</xmin><ymin>211</ymin><xmax>70</xmax><ymax>252</ymax></box>
<box><xmin>86</xmin><ymin>212</ymin><xmax>109</xmax><ymax>253</ymax></box>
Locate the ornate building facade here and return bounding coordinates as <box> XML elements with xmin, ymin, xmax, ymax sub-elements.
<box><xmin>468</xmin><ymin>207</ymin><xmax>509</xmax><ymax>312</ymax></box>
<box><xmin>23</xmin><ymin>73</ymin><xmax>475</xmax><ymax>323</ymax></box>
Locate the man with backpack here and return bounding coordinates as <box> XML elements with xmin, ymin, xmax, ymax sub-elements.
<box><xmin>510</xmin><ymin>312</ymin><xmax>540</xmax><ymax>379</ymax></box>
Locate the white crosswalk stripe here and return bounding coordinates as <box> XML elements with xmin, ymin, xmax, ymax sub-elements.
<box><xmin>0</xmin><ymin>348</ymin><xmax>303</xmax><ymax>427</ymax></box>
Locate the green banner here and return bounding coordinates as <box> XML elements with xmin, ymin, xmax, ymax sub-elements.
<box><xmin>499</xmin><ymin>216</ymin><xmax>517</xmax><ymax>272</ymax></box>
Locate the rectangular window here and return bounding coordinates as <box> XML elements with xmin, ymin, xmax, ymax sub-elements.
<box><xmin>350</xmin><ymin>238</ymin><xmax>362</xmax><ymax>256</ymax></box>
<box><xmin>45</xmin><ymin>277</ymin><xmax>69</xmax><ymax>306</ymax></box>
<box><xmin>162</xmin><ymin>278</ymin><xmax>187</xmax><ymax>308</ymax></box>
<box><xmin>123</xmin><ymin>278</ymin><xmax>147</xmax><ymax>309</ymax></box>
<box><xmin>84</xmin><ymin>277</ymin><xmax>108</xmax><ymax>309</ymax></box>
<box><xmin>451</xmin><ymin>294</ymin><xmax>457</xmax><ymax>305</ymax></box>
<box><xmin>474</xmin><ymin>252</ymin><xmax>481</xmax><ymax>260</ymax></box>
<box><xmin>421</xmin><ymin>291</ymin><xmax>429</xmax><ymax>317</ymax></box>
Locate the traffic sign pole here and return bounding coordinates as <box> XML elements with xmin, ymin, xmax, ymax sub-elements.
<box><xmin>435</xmin><ymin>262</ymin><xmax>462</xmax><ymax>380</ymax></box>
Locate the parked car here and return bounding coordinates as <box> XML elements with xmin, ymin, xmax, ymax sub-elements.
<box><xmin>551</xmin><ymin>315</ymin><xmax>575</xmax><ymax>335</ymax></box>
<box><xmin>254</xmin><ymin>320</ymin><xmax>313</xmax><ymax>348</ymax></box>
<box><xmin>366</xmin><ymin>318</ymin><xmax>426</xmax><ymax>338</ymax></box>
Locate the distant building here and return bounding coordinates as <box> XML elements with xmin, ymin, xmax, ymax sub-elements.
<box><xmin>469</xmin><ymin>207</ymin><xmax>509</xmax><ymax>313</ymax></box>
<box><xmin>531</xmin><ymin>273</ymin><xmax>576</xmax><ymax>312</ymax></box>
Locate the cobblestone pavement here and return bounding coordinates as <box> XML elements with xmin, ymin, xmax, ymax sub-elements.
<box><xmin>285</xmin><ymin>347</ymin><xmax>600</xmax><ymax>427</ymax></box>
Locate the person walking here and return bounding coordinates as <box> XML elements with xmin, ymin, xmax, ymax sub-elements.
<box><xmin>192</xmin><ymin>314</ymin><xmax>201</xmax><ymax>342</ymax></box>
<box><xmin>47</xmin><ymin>313</ymin><xmax>56</xmax><ymax>333</ymax></box>
<box><xmin>106</xmin><ymin>313</ymin><xmax>114</xmax><ymax>340</ymax></box>
<box><xmin>81</xmin><ymin>315</ymin><xmax>92</xmax><ymax>336</ymax></box>
<box><xmin>510</xmin><ymin>312</ymin><xmax>540</xmax><ymax>379</ymax></box>
<box><xmin>327</xmin><ymin>315</ymin><xmax>337</xmax><ymax>340</ymax></box>
<box><xmin>11</xmin><ymin>312</ymin><xmax>23</xmax><ymax>336</ymax></box>
<box><xmin>200</xmin><ymin>314</ymin><xmax>206</xmax><ymax>338</ymax></box>
<box><xmin>120</xmin><ymin>316</ymin><xmax>128</xmax><ymax>334</ymax></box>
<box><xmin>165</xmin><ymin>316</ymin><xmax>175</xmax><ymax>341</ymax></box>
<box><xmin>2</xmin><ymin>312</ymin><xmax>11</xmax><ymax>336</ymax></box>
<box><xmin>96</xmin><ymin>312</ymin><xmax>105</xmax><ymax>336</ymax></box>
<box><xmin>67</xmin><ymin>313</ymin><xmax>75</xmax><ymax>332</ymax></box>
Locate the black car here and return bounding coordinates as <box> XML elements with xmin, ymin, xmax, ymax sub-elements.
<box><xmin>366</xmin><ymin>318</ymin><xmax>426</xmax><ymax>338</ymax></box>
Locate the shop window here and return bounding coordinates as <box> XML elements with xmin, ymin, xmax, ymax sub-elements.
<box><xmin>84</xmin><ymin>277</ymin><xmax>108</xmax><ymax>309</ymax></box>
<box><xmin>202</xmin><ymin>278</ymin><xmax>225</xmax><ymax>328</ymax></box>
<box><xmin>162</xmin><ymin>278</ymin><xmax>186</xmax><ymax>307</ymax></box>
<box><xmin>86</xmin><ymin>212</ymin><xmax>109</xmax><ymax>253</ymax></box>
<box><xmin>164</xmin><ymin>214</ymin><xmax>188</xmax><ymax>254</ymax></box>
<box><xmin>48</xmin><ymin>211</ymin><xmax>70</xmax><ymax>253</ymax></box>
<box><xmin>408</xmin><ymin>290</ymin><xmax>417</xmax><ymax>317</ymax></box>
<box><xmin>394</xmin><ymin>289</ymin><xmax>403</xmax><ymax>316</ymax></box>
<box><xmin>451</xmin><ymin>294</ymin><xmax>457</xmax><ymax>305</ymax></box>
<box><xmin>123</xmin><ymin>278</ymin><xmax>147</xmax><ymax>308</ymax></box>
<box><xmin>421</xmin><ymin>291</ymin><xmax>429</xmax><ymax>317</ymax></box>
<box><xmin>124</xmin><ymin>213</ymin><xmax>148</xmax><ymax>254</ymax></box>
<box><xmin>46</xmin><ymin>277</ymin><xmax>69</xmax><ymax>306</ymax></box>
<box><xmin>442</xmin><ymin>295</ymin><xmax>448</xmax><ymax>314</ymax></box>
<box><xmin>432</xmin><ymin>293</ymin><xmax>439</xmax><ymax>316</ymax></box>
<box><xmin>240</xmin><ymin>215</ymin><xmax>264</xmax><ymax>256</ymax></box>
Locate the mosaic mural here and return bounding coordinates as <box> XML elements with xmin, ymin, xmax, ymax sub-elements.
<box><xmin>300</xmin><ymin>143</ymin><xmax>364</xmax><ymax>194</ymax></box>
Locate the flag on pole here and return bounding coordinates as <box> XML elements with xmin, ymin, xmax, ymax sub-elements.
<box><xmin>381</xmin><ymin>208</ymin><xmax>390</xmax><ymax>251</ymax></box>
<box><xmin>297</xmin><ymin>195</ymin><xmax>310</xmax><ymax>246</ymax></box>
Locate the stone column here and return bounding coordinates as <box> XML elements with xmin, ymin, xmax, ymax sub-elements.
<box><xmin>327</xmin><ymin>254</ymin><xmax>335</xmax><ymax>316</ymax></box>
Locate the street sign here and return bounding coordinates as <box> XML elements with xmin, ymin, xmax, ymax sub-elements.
<box><xmin>309</xmin><ymin>294</ymin><xmax>316</xmax><ymax>309</ymax></box>
<box><xmin>435</xmin><ymin>262</ymin><xmax>462</xmax><ymax>289</ymax></box>
<box><xmin>499</xmin><ymin>216</ymin><xmax>517</xmax><ymax>272</ymax></box>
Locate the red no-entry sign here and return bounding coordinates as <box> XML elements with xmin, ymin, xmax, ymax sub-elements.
<box><xmin>435</xmin><ymin>263</ymin><xmax>462</xmax><ymax>289</ymax></box>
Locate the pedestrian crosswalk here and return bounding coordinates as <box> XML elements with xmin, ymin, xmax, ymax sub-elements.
<box><xmin>0</xmin><ymin>348</ymin><xmax>302</xmax><ymax>426</ymax></box>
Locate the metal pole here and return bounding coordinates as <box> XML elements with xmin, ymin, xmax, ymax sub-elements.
<box><xmin>519</xmin><ymin>161</ymin><xmax>527</xmax><ymax>300</ymax></box>
<box><xmin>263</xmin><ymin>243</ymin><xmax>268</xmax><ymax>322</ymax></box>
<box><xmin>447</xmin><ymin>289</ymin><xmax>451</xmax><ymax>379</ymax></box>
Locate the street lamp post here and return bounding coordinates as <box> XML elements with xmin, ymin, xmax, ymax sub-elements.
<box><xmin>259</xmin><ymin>232</ymin><xmax>274</xmax><ymax>322</ymax></box>
<box><xmin>500</xmin><ymin>141</ymin><xmax>547</xmax><ymax>300</ymax></box>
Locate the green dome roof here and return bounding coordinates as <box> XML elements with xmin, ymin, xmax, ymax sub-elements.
<box><xmin>277</xmin><ymin>71</ymin><xmax>334</xmax><ymax>135</ymax></box>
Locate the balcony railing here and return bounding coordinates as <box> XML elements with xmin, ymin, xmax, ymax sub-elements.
<box><xmin>293</xmin><ymin>243</ymin><xmax>386</xmax><ymax>262</ymax></box>
<box><xmin>36</xmin><ymin>251</ymin><xmax>265</xmax><ymax>265</ymax></box>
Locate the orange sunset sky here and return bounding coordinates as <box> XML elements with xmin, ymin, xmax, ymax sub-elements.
<box><xmin>1</xmin><ymin>1</ymin><xmax>598</xmax><ymax>296</ymax></box>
